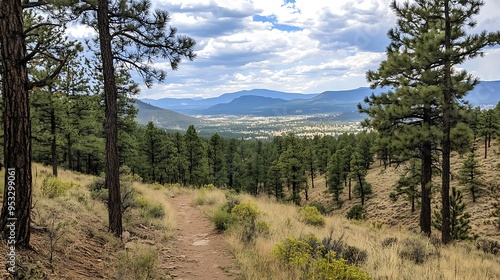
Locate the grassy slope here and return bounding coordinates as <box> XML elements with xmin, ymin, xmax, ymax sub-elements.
<box><xmin>0</xmin><ymin>164</ymin><xmax>184</xmax><ymax>279</ymax></box>
<box><xmin>306</xmin><ymin>139</ymin><xmax>500</xmax><ymax>243</ymax></box>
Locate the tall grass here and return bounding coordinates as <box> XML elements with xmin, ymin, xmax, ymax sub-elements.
<box><xmin>201</xmin><ymin>192</ymin><xmax>500</xmax><ymax>280</ymax></box>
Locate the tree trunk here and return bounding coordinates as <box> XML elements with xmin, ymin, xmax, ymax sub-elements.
<box><xmin>97</xmin><ymin>0</ymin><xmax>122</xmax><ymax>237</ymax></box>
<box><xmin>66</xmin><ymin>133</ymin><xmax>73</xmax><ymax>170</ymax></box>
<box><xmin>0</xmin><ymin>0</ymin><xmax>32</xmax><ymax>247</ymax></box>
<box><xmin>441</xmin><ymin>0</ymin><xmax>452</xmax><ymax>244</ymax></box>
<box><xmin>420</xmin><ymin>140</ymin><xmax>432</xmax><ymax>236</ymax></box>
<box><xmin>51</xmin><ymin>107</ymin><xmax>58</xmax><ymax>177</ymax></box>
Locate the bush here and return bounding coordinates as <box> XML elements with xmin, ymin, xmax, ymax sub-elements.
<box><xmin>321</xmin><ymin>231</ymin><xmax>368</xmax><ymax>266</ymax></box>
<box><xmin>308</xmin><ymin>201</ymin><xmax>327</xmax><ymax>214</ymax></box>
<box><xmin>272</xmin><ymin>234</ymin><xmax>371</xmax><ymax>280</ymax></box>
<box><xmin>41</xmin><ymin>176</ymin><xmax>77</xmax><ymax>198</ymax></box>
<box><xmin>116</xmin><ymin>245</ymin><xmax>161</xmax><ymax>280</ymax></box>
<box><xmin>346</xmin><ymin>205</ymin><xmax>366</xmax><ymax>220</ymax></box>
<box><xmin>192</xmin><ymin>188</ymin><xmax>217</xmax><ymax>206</ymax></box>
<box><xmin>299</xmin><ymin>206</ymin><xmax>326</xmax><ymax>227</ymax></box>
<box><xmin>399</xmin><ymin>238</ymin><xmax>429</xmax><ymax>264</ymax></box>
<box><xmin>143</xmin><ymin>203</ymin><xmax>165</xmax><ymax>219</ymax></box>
<box><xmin>381</xmin><ymin>237</ymin><xmax>398</xmax><ymax>248</ymax></box>
<box><xmin>211</xmin><ymin>208</ymin><xmax>233</xmax><ymax>232</ymax></box>
<box><xmin>231</xmin><ymin>201</ymin><xmax>267</xmax><ymax>242</ymax></box>
<box><xmin>476</xmin><ymin>239</ymin><xmax>500</xmax><ymax>256</ymax></box>
<box><xmin>88</xmin><ymin>178</ymin><xmax>138</xmax><ymax>214</ymax></box>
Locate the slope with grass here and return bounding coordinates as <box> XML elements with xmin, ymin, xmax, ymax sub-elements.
<box><xmin>306</xmin><ymin>140</ymin><xmax>500</xmax><ymax>244</ymax></box>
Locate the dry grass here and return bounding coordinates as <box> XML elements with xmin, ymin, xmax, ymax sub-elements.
<box><xmin>200</xmin><ymin>189</ymin><xmax>500</xmax><ymax>280</ymax></box>
<box><xmin>0</xmin><ymin>164</ymin><xmax>180</xmax><ymax>279</ymax></box>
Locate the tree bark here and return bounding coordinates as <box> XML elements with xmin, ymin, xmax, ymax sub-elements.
<box><xmin>420</xmin><ymin>140</ymin><xmax>432</xmax><ymax>236</ymax></box>
<box><xmin>97</xmin><ymin>0</ymin><xmax>122</xmax><ymax>237</ymax></box>
<box><xmin>51</xmin><ymin>107</ymin><xmax>58</xmax><ymax>177</ymax></box>
<box><xmin>441</xmin><ymin>0</ymin><xmax>452</xmax><ymax>244</ymax></box>
<box><xmin>0</xmin><ymin>0</ymin><xmax>32</xmax><ymax>247</ymax></box>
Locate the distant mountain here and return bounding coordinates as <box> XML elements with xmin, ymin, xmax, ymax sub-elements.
<box><xmin>134</xmin><ymin>99</ymin><xmax>200</xmax><ymax>129</ymax></box>
<box><xmin>140</xmin><ymin>89</ymin><xmax>317</xmax><ymax>113</ymax></box>
<box><xmin>140</xmin><ymin>80</ymin><xmax>500</xmax><ymax>118</ymax></box>
<box><xmin>201</xmin><ymin>95</ymin><xmax>287</xmax><ymax>115</ymax></box>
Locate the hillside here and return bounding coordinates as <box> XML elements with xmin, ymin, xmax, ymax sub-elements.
<box><xmin>307</xmin><ymin>139</ymin><xmax>500</xmax><ymax>243</ymax></box>
<box><xmin>0</xmin><ymin>158</ymin><xmax>498</xmax><ymax>279</ymax></box>
<box><xmin>134</xmin><ymin>99</ymin><xmax>200</xmax><ymax>129</ymax></box>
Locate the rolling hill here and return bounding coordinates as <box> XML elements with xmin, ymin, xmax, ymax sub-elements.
<box><xmin>140</xmin><ymin>89</ymin><xmax>317</xmax><ymax>113</ymax></box>
<box><xmin>140</xmin><ymin>80</ymin><xmax>500</xmax><ymax>118</ymax></box>
<box><xmin>134</xmin><ymin>99</ymin><xmax>200</xmax><ymax>129</ymax></box>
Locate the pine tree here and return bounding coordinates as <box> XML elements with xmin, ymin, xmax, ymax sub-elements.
<box><xmin>279</xmin><ymin>135</ymin><xmax>306</xmax><ymax>205</ymax></box>
<box><xmin>349</xmin><ymin>151</ymin><xmax>372</xmax><ymax>206</ymax></box>
<box><xmin>433</xmin><ymin>187</ymin><xmax>473</xmax><ymax>241</ymax></box>
<box><xmin>208</xmin><ymin>133</ymin><xmax>226</xmax><ymax>187</ymax></box>
<box><xmin>394</xmin><ymin>159</ymin><xmax>421</xmax><ymax>213</ymax></box>
<box><xmin>1</xmin><ymin>1</ymin><xmax>75</xmax><ymax>247</ymax></box>
<box><xmin>72</xmin><ymin>0</ymin><xmax>196</xmax><ymax>236</ymax></box>
<box><xmin>478</xmin><ymin>109</ymin><xmax>498</xmax><ymax>159</ymax></box>
<box><xmin>360</xmin><ymin>0</ymin><xmax>500</xmax><ymax>240</ymax></box>
<box><xmin>185</xmin><ymin>125</ymin><xmax>207</xmax><ymax>187</ymax></box>
<box><xmin>457</xmin><ymin>151</ymin><xmax>483</xmax><ymax>203</ymax></box>
<box><xmin>327</xmin><ymin>151</ymin><xmax>344</xmax><ymax>205</ymax></box>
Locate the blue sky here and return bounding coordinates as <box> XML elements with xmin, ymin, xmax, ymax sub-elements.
<box><xmin>66</xmin><ymin>0</ymin><xmax>500</xmax><ymax>99</ymax></box>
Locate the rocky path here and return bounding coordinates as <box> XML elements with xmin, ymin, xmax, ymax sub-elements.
<box><xmin>163</xmin><ymin>194</ymin><xmax>241</xmax><ymax>280</ymax></box>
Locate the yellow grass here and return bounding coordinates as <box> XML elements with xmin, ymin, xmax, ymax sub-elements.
<box><xmin>200</xmin><ymin>191</ymin><xmax>500</xmax><ymax>280</ymax></box>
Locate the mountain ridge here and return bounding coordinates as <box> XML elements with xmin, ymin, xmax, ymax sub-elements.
<box><xmin>139</xmin><ymin>80</ymin><xmax>500</xmax><ymax>117</ymax></box>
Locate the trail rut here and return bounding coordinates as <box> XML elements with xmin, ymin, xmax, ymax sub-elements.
<box><xmin>163</xmin><ymin>194</ymin><xmax>240</xmax><ymax>280</ymax></box>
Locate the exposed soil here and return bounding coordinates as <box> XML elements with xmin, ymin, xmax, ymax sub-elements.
<box><xmin>163</xmin><ymin>194</ymin><xmax>241</xmax><ymax>280</ymax></box>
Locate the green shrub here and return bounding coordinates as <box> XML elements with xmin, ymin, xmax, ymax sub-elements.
<box><xmin>346</xmin><ymin>205</ymin><xmax>366</xmax><ymax>220</ymax></box>
<box><xmin>231</xmin><ymin>201</ymin><xmax>264</xmax><ymax>242</ymax></box>
<box><xmin>143</xmin><ymin>203</ymin><xmax>165</xmax><ymax>219</ymax></box>
<box><xmin>299</xmin><ymin>206</ymin><xmax>326</xmax><ymax>227</ymax></box>
<box><xmin>308</xmin><ymin>201</ymin><xmax>327</xmax><ymax>215</ymax></box>
<box><xmin>211</xmin><ymin>208</ymin><xmax>233</xmax><ymax>232</ymax></box>
<box><xmin>88</xmin><ymin>178</ymin><xmax>138</xmax><ymax>214</ymax></box>
<box><xmin>273</xmin><ymin>234</ymin><xmax>371</xmax><ymax>280</ymax></box>
<box><xmin>41</xmin><ymin>176</ymin><xmax>77</xmax><ymax>198</ymax></box>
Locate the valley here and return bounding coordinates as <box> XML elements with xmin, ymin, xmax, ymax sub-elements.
<box><xmin>195</xmin><ymin>113</ymin><xmax>364</xmax><ymax>139</ymax></box>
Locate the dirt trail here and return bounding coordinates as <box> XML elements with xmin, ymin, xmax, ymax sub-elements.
<box><xmin>163</xmin><ymin>194</ymin><xmax>240</xmax><ymax>280</ymax></box>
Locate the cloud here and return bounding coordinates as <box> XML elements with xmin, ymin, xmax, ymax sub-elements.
<box><xmin>133</xmin><ymin>0</ymin><xmax>500</xmax><ymax>99</ymax></box>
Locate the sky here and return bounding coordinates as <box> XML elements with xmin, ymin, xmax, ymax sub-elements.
<box><xmin>66</xmin><ymin>0</ymin><xmax>500</xmax><ymax>99</ymax></box>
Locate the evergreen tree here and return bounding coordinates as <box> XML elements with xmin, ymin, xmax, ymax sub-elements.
<box><xmin>478</xmin><ymin>109</ymin><xmax>498</xmax><ymax>159</ymax></box>
<box><xmin>226</xmin><ymin>138</ymin><xmax>242</xmax><ymax>191</ymax></box>
<box><xmin>394</xmin><ymin>159</ymin><xmax>421</xmax><ymax>213</ymax></box>
<box><xmin>279</xmin><ymin>135</ymin><xmax>306</xmax><ymax>205</ymax></box>
<box><xmin>208</xmin><ymin>133</ymin><xmax>226</xmax><ymax>187</ymax></box>
<box><xmin>360</xmin><ymin>0</ymin><xmax>499</xmax><ymax>240</ymax></box>
<box><xmin>457</xmin><ymin>151</ymin><xmax>483</xmax><ymax>203</ymax></box>
<box><xmin>349</xmin><ymin>151</ymin><xmax>372</xmax><ymax>206</ymax></box>
<box><xmin>184</xmin><ymin>125</ymin><xmax>207</xmax><ymax>187</ymax></box>
<box><xmin>172</xmin><ymin>131</ymin><xmax>188</xmax><ymax>185</ymax></box>
<box><xmin>73</xmin><ymin>0</ymin><xmax>196</xmax><ymax>237</ymax></box>
<box><xmin>433</xmin><ymin>187</ymin><xmax>473</xmax><ymax>241</ymax></box>
<box><xmin>1</xmin><ymin>0</ymin><xmax>75</xmax><ymax>247</ymax></box>
<box><xmin>327</xmin><ymin>150</ymin><xmax>344</xmax><ymax>204</ymax></box>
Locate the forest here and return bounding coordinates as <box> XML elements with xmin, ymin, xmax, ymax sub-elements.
<box><xmin>1</xmin><ymin>1</ymin><xmax>500</xmax><ymax>277</ymax></box>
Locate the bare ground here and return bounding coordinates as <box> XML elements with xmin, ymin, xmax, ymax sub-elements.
<box><xmin>164</xmin><ymin>194</ymin><xmax>241</xmax><ymax>280</ymax></box>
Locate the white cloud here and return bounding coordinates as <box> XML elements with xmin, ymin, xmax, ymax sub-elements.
<box><xmin>138</xmin><ymin>0</ymin><xmax>500</xmax><ymax>99</ymax></box>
